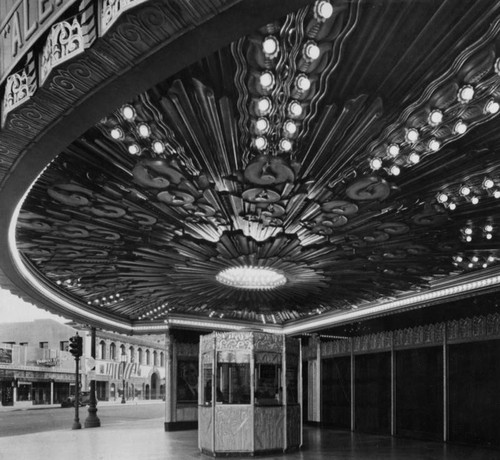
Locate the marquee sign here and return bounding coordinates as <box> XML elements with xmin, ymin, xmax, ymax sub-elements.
<box><xmin>0</xmin><ymin>0</ymin><xmax>77</xmax><ymax>84</ymax></box>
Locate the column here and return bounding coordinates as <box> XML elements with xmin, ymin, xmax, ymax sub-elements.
<box><xmin>50</xmin><ymin>380</ymin><xmax>54</xmax><ymax>405</ymax></box>
<box><xmin>85</xmin><ymin>327</ymin><xmax>101</xmax><ymax>428</ymax></box>
<box><xmin>164</xmin><ymin>329</ymin><xmax>174</xmax><ymax>430</ymax></box>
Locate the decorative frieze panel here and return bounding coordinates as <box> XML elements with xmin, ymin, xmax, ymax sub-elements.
<box><xmin>215</xmin><ymin>331</ymin><xmax>253</xmax><ymax>351</ymax></box>
<box><xmin>100</xmin><ymin>0</ymin><xmax>149</xmax><ymax>36</ymax></box>
<box><xmin>353</xmin><ymin>332</ymin><xmax>392</xmax><ymax>353</ymax></box>
<box><xmin>393</xmin><ymin>323</ymin><xmax>445</xmax><ymax>348</ymax></box>
<box><xmin>253</xmin><ymin>332</ymin><xmax>282</xmax><ymax>353</ymax></box>
<box><xmin>1</xmin><ymin>53</ymin><xmax>37</xmax><ymax>127</ymax></box>
<box><xmin>40</xmin><ymin>4</ymin><xmax>96</xmax><ymax>85</ymax></box>
<box><xmin>322</xmin><ymin>339</ymin><xmax>351</xmax><ymax>357</ymax></box>
<box><xmin>447</xmin><ymin>313</ymin><xmax>500</xmax><ymax>342</ymax></box>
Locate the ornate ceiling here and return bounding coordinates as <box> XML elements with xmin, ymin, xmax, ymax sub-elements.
<box><xmin>3</xmin><ymin>0</ymin><xmax>500</xmax><ymax>333</ymax></box>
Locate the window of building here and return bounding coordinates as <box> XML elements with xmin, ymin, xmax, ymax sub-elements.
<box><xmin>146</xmin><ymin>349</ymin><xmax>150</xmax><ymax>365</ymax></box>
<box><xmin>60</xmin><ymin>341</ymin><xmax>69</xmax><ymax>351</ymax></box>
<box><xmin>129</xmin><ymin>346</ymin><xmax>134</xmax><ymax>362</ymax></box>
<box><xmin>99</xmin><ymin>341</ymin><xmax>106</xmax><ymax>359</ymax></box>
<box><xmin>160</xmin><ymin>352</ymin><xmax>164</xmax><ymax>367</ymax></box>
<box><xmin>138</xmin><ymin>348</ymin><xmax>143</xmax><ymax>364</ymax></box>
<box><xmin>120</xmin><ymin>345</ymin><xmax>126</xmax><ymax>360</ymax></box>
<box><xmin>110</xmin><ymin>343</ymin><xmax>116</xmax><ymax>360</ymax></box>
<box><xmin>39</xmin><ymin>342</ymin><xmax>48</xmax><ymax>349</ymax></box>
<box><xmin>20</xmin><ymin>342</ymin><xmax>28</xmax><ymax>346</ymax></box>
<box><xmin>153</xmin><ymin>351</ymin><xmax>157</xmax><ymax>366</ymax></box>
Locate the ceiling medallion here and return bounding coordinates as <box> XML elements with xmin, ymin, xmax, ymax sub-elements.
<box><xmin>216</xmin><ymin>266</ymin><xmax>287</xmax><ymax>290</ymax></box>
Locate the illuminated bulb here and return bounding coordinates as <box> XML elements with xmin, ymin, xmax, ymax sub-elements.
<box><xmin>254</xmin><ymin>136</ymin><xmax>268</xmax><ymax>150</ymax></box>
<box><xmin>284</xmin><ymin>120</ymin><xmax>297</xmax><ymax>135</ymax></box>
<box><xmin>279</xmin><ymin>138</ymin><xmax>292</xmax><ymax>152</ymax></box>
<box><xmin>387</xmin><ymin>144</ymin><xmax>400</xmax><ymax>157</ymax></box>
<box><xmin>408</xmin><ymin>152</ymin><xmax>420</xmax><ymax>164</ymax></box>
<box><xmin>255</xmin><ymin>117</ymin><xmax>269</xmax><ymax>133</ymax></box>
<box><xmin>458</xmin><ymin>85</ymin><xmax>474</xmax><ymax>103</ymax></box>
<box><xmin>316</xmin><ymin>0</ymin><xmax>334</xmax><ymax>20</ymax></box>
<box><xmin>121</xmin><ymin>105</ymin><xmax>135</xmax><ymax>120</ymax></box>
<box><xmin>304</xmin><ymin>42</ymin><xmax>320</xmax><ymax>61</ymax></box>
<box><xmin>288</xmin><ymin>101</ymin><xmax>303</xmax><ymax>117</ymax></box>
<box><xmin>494</xmin><ymin>190</ymin><xmax>500</xmax><ymax>199</ymax></box>
<box><xmin>486</xmin><ymin>233</ymin><xmax>493</xmax><ymax>240</ymax></box>
<box><xmin>259</xmin><ymin>71</ymin><xmax>274</xmax><ymax>89</ymax></box>
<box><xmin>128</xmin><ymin>143</ymin><xmax>140</xmax><ymax>155</ymax></box>
<box><xmin>454</xmin><ymin>120</ymin><xmax>467</xmax><ymax>134</ymax></box>
<box><xmin>296</xmin><ymin>74</ymin><xmax>311</xmax><ymax>91</ymax></box>
<box><xmin>428</xmin><ymin>109</ymin><xmax>443</xmax><ymax>125</ymax></box>
<box><xmin>459</xmin><ymin>185</ymin><xmax>471</xmax><ymax>196</ymax></box>
<box><xmin>137</xmin><ymin>123</ymin><xmax>150</xmax><ymax>138</ymax></box>
<box><xmin>370</xmin><ymin>158</ymin><xmax>382</xmax><ymax>170</ymax></box>
<box><xmin>428</xmin><ymin>138</ymin><xmax>441</xmax><ymax>152</ymax></box>
<box><xmin>483</xmin><ymin>178</ymin><xmax>494</xmax><ymax>189</ymax></box>
<box><xmin>257</xmin><ymin>97</ymin><xmax>271</xmax><ymax>114</ymax></box>
<box><xmin>110</xmin><ymin>127</ymin><xmax>123</xmax><ymax>139</ymax></box>
<box><xmin>464</xmin><ymin>227</ymin><xmax>473</xmax><ymax>235</ymax></box>
<box><xmin>405</xmin><ymin>128</ymin><xmax>419</xmax><ymax>143</ymax></box>
<box><xmin>152</xmin><ymin>140</ymin><xmax>165</xmax><ymax>153</ymax></box>
<box><xmin>262</xmin><ymin>36</ymin><xmax>278</xmax><ymax>56</ymax></box>
<box><xmin>455</xmin><ymin>256</ymin><xmax>463</xmax><ymax>262</ymax></box>
<box><xmin>389</xmin><ymin>165</ymin><xmax>400</xmax><ymax>176</ymax></box>
<box><xmin>437</xmin><ymin>193</ymin><xmax>448</xmax><ymax>203</ymax></box>
<box><xmin>449</xmin><ymin>202</ymin><xmax>456</xmax><ymax>210</ymax></box>
<box><xmin>468</xmin><ymin>262</ymin><xmax>473</xmax><ymax>268</ymax></box>
<box><xmin>216</xmin><ymin>266</ymin><xmax>287</xmax><ymax>290</ymax></box>
<box><xmin>483</xmin><ymin>263</ymin><xmax>488</xmax><ymax>268</ymax></box>
<box><xmin>471</xmin><ymin>256</ymin><xmax>479</xmax><ymax>263</ymax></box>
<box><xmin>485</xmin><ymin>99</ymin><xmax>500</xmax><ymax>114</ymax></box>
<box><xmin>485</xmin><ymin>224</ymin><xmax>493</xmax><ymax>232</ymax></box>
<box><xmin>488</xmin><ymin>256</ymin><xmax>495</xmax><ymax>262</ymax></box>
<box><xmin>471</xmin><ymin>196</ymin><xmax>479</xmax><ymax>205</ymax></box>
<box><xmin>466</xmin><ymin>236</ymin><xmax>472</xmax><ymax>243</ymax></box>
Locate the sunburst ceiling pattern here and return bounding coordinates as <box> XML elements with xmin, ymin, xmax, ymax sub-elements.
<box><xmin>15</xmin><ymin>0</ymin><xmax>500</xmax><ymax>326</ymax></box>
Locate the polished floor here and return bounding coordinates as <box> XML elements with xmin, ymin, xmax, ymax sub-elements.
<box><xmin>0</xmin><ymin>418</ymin><xmax>498</xmax><ymax>460</ymax></box>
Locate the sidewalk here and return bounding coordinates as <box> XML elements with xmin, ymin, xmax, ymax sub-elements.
<box><xmin>0</xmin><ymin>398</ymin><xmax>163</xmax><ymax>412</ymax></box>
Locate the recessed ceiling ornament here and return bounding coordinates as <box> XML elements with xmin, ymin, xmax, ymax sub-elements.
<box><xmin>216</xmin><ymin>266</ymin><xmax>287</xmax><ymax>290</ymax></box>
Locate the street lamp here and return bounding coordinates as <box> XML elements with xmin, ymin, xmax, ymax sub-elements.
<box><xmin>120</xmin><ymin>353</ymin><xmax>126</xmax><ymax>404</ymax></box>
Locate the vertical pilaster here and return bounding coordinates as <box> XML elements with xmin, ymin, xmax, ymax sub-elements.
<box><xmin>315</xmin><ymin>334</ymin><xmax>321</xmax><ymax>423</ymax></box>
<box><xmin>390</xmin><ymin>331</ymin><xmax>396</xmax><ymax>436</ymax></box>
<box><xmin>350</xmin><ymin>338</ymin><xmax>355</xmax><ymax>431</ymax></box>
<box><xmin>50</xmin><ymin>380</ymin><xmax>54</xmax><ymax>405</ymax></box>
<box><xmin>164</xmin><ymin>329</ymin><xmax>174</xmax><ymax>429</ymax></box>
<box><xmin>443</xmin><ymin>324</ymin><xmax>449</xmax><ymax>442</ymax></box>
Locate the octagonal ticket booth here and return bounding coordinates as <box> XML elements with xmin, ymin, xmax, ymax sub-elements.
<box><xmin>198</xmin><ymin>330</ymin><xmax>302</xmax><ymax>456</ymax></box>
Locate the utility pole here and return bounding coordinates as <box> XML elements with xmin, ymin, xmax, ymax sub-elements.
<box><xmin>69</xmin><ymin>333</ymin><xmax>83</xmax><ymax>430</ymax></box>
<box><xmin>85</xmin><ymin>327</ymin><xmax>101</xmax><ymax>427</ymax></box>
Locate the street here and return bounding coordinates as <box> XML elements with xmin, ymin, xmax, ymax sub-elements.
<box><xmin>0</xmin><ymin>401</ymin><xmax>165</xmax><ymax>437</ymax></box>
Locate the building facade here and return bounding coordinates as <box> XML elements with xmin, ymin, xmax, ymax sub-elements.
<box><xmin>0</xmin><ymin>319</ymin><xmax>166</xmax><ymax>407</ymax></box>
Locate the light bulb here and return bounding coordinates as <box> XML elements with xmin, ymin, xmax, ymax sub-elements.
<box><xmin>370</xmin><ymin>158</ymin><xmax>382</xmax><ymax>170</ymax></box>
<box><xmin>485</xmin><ymin>224</ymin><xmax>493</xmax><ymax>232</ymax></box>
<box><xmin>257</xmin><ymin>97</ymin><xmax>272</xmax><ymax>114</ymax></box>
<box><xmin>458</xmin><ymin>85</ymin><xmax>474</xmax><ymax>103</ymax></box>
<box><xmin>121</xmin><ymin>105</ymin><xmax>135</xmax><ymax>120</ymax></box>
<box><xmin>316</xmin><ymin>0</ymin><xmax>334</xmax><ymax>20</ymax></box>
<box><xmin>485</xmin><ymin>99</ymin><xmax>500</xmax><ymax>114</ymax></box>
<box><xmin>304</xmin><ymin>42</ymin><xmax>320</xmax><ymax>61</ymax></box>
<box><xmin>254</xmin><ymin>136</ymin><xmax>267</xmax><ymax>150</ymax></box>
<box><xmin>464</xmin><ymin>227</ymin><xmax>473</xmax><ymax>235</ymax></box>
<box><xmin>389</xmin><ymin>165</ymin><xmax>400</xmax><ymax>176</ymax></box>
<box><xmin>256</xmin><ymin>117</ymin><xmax>269</xmax><ymax>133</ymax></box>
<box><xmin>284</xmin><ymin>120</ymin><xmax>297</xmax><ymax>135</ymax></box>
<box><xmin>454</xmin><ymin>120</ymin><xmax>467</xmax><ymax>135</ymax></box>
<box><xmin>483</xmin><ymin>178</ymin><xmax>494</xmax><ymax>189</ymax></box>
<box><xmin>428</xmin><ymin>138</ymin><xmax>441</xmax><ymax>152</ymax></box>
<box><xmin>259</xmin><ymin>71</ymin><xmax>274</xmax><ymax>89</ymax></box>
<box><xmin>289</xmin><ymin>101</ymin><xmax>303</xmax><ymax>117</ymax></box>
<box><xmin>449</xmin><ymin>202</ymin><xmax>456</xmax><ymax>210</ymax></box>
<box><xmin>137</xmin><ymin>123</ymin><xmax>150</xmax><ymax>138</ymax></box>
<box><xmin>471</xmin><ymin>196</ymin><xmax>479</xmax><ymax>205</ymax></box>
<box><xmin>152</xmin><ymin>140</ymin><xmax>164</xmax><ymax>154</ymax></box>
<box><xmin>279</xmin><ymin>138</ymin><xmax>292</xmax><ymax>152</ymax></box>
<box><xmin>262</xmin><ymin>36</ymin><xmax>278</xmax><ymax>56</ymax></box>
<box><xmin>428</xmin><ymin>109</ymin><xmax>443</xmax><ymax>126</ymax></box>
<box><xmin>110</xmin><ymin>127</ymin><xmax>123</xmax><ymax>139</ymax></box>
<box><xmin>437</xmin><ymin>193</ymin><xmax>448</xmax><ymax>203</ymax></box>
<box><xmin>405</xmin><ymin>128</ymin><xmax>419</xmax><ymax>143</ymax></box>
<box><xmin>296</xmin><ymin>74</ymin><xmax>311</xmax><ymax>91</ymax></box>
<box><xmin>459</xmin><ymin>185</ymin><xmax>471</xmax><ymax>196</ymax></box>
<box><xmin>486</xmin><ymin>233</ymin><xmax>493</xmax><ymax>240</ymax></box>
<box><xmin>408</xmin><ymin>152</ymin><xmax>420</xmax><ymax>164</ymax></box>
<box><xmin>387</xmin><ymin>144</ymin><xmax>400</xmax><ymax>157</ymax></box>
<box><xmin>128</xmin><ymin>143</ymin><xmax>140</xmax><ymax>155</ymax></box>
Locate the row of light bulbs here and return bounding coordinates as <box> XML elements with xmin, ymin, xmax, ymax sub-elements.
<box><xmin>453</xmin><ymin>254</ymin><xmax>496</xmax><ymax>270</ymax></box>
<box><xmin>461</xmin><ymin>222</ymin><xmax>496</xmax><ymax>242</ymax></box>
<box><xmin>138</xmin><ymin>303</ymin><xmax>171</xmax><ymax>320</ymax></box>
<box><xmin>369</xmin><ymin>82</ymin><xmax>500</xmax><ymax>176</ymax></box>
<box><xmin>108</xmin><ymin>104</ymin><xmax>167</xmax><ymax>156</ymax></box>
<box><xmin>86</xmin><ymin>292</ymin><xmax>122</xmax><ymax>307</ymax></box>
<box><xmin>437</xmin><ymin>176</ymin><xmax>500</xmax><ymax>210</ymax></box>
<box><xmin>249</xmin><ymin>2</ymin><xmax>330</xmax><ymax>155</ymax></box>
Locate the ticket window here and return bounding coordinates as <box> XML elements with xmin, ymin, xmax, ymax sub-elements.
<box><xmin>216</xmin><ymin>352</ymin><xmax>250</xmax><ymax>404</ymax></box>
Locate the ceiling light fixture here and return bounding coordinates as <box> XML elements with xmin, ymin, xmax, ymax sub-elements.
<box><xmin>257</xmin><ymin>97</ymin><xmax>272</xmax><ymax>115</ymax></box>
<box><xmin>387</xmin><ymin>144</ymin><xmax>400</xmax><ymax>157</ymax></box>
<box><xmin>216</xmin><ymin>266</ymin><xmax>287</xmax><ymax>290</ymax></box>
<box><xmin>288</xmin><ymin>101</ymin><xmax>303</xmax><ymax>118</ymax></box>
<box><xmin>296</xmin><ymin>74</ymin><xmax>311</xmax><ymax>91</ymax></box>
<box><xmin>370</xmin><ymin>158</ymin><xmax>382</xmax><ymax>170</ymax></box>
<box><xmin>428</xmin><ymin>109</ymin><xmax>443</xmax><ymax>126</ymax></box>
<box><xmin>128</xmin><ymin>143</ymin><xmax>140</xmax><ymax>155</ymax></box>
<box><xmin>256</xmin><ymin>117</ymin><xmax>269</xmax><ymax>133</ymax></box>
<box><xmin>405</xmin><ymin>128</ymin><xmax>419</xmax><ymax>143</ymax></box>
<box><xmin>454</xmin><ymin>120</ymin><xmax>467</xmax><ymax>135</ymax></box>
<box><xmin>137</xmin><ymin>123</ymin><xmax>151</xmax><ymax>138</ymax></box>
<box><xmin>279</xmin><ymin>138</ymin><xmax>293</xmax><ymax>152</ymax></box>
<box><xmin>284</xmin><ymin>120</ymin><xmax>297</xmax><ymax>135</ymax></box>
<box><xmin>428</xmin><ymin>138</ymin><xmax>441</xmax><ymax>152</ymax></box>
<box><xmin>485</xmin><ymin>99</ymin><xmax>500</xmax><ymax>114</ymax></box>
<box><xmin>121</xmin><ymin>105</ymin><xmax>135</xmax><ymax>120</ymax></box>
<box><xmin>259</xmin><ymin>71</ymin><xmax>275</xmax><ymax>89</ymax></box>
<box><xmin>254</xmin><ymin>136</ymin><xmax>268</xmax><ymax>150</ymax></box>
<box><xmin>315</xmin><ymin>0</ymin><xmax>334</xmax><ymax>20</ymax></box>
<box><xmin>304</xmin><ymin>41</ymin><xmax>321</xmax><ymax>61</ymax></box>
<box><xmin>408</xmin><ymin>152</ymin><xmax>420</xmax><ymax>164</ymax></box>
<box><xmin>152</xmin><ymin>140</ymin><xmax>165</xmax><ymax>154</ymax></box>
<box><xmin>262</xmin><ymin>36</ymin><xmax>279</xmax><ymax>56</ymax></box>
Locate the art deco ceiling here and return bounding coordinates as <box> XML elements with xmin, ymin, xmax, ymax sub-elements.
<box><xmin>9</xmin><ymin>0</ymin><xmax>500</xmax><ymax>331</ymax></box>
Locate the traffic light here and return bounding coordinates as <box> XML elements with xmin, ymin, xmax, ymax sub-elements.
<box><xmin>69</xmin><ymin>334</ymin><xmax>83</xmax><ymax>358</ymax></box>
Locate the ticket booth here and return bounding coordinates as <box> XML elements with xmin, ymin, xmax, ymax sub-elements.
<box><xmin>198</xmin><ymin>330</ymin><xmax>301</xmax><ymax>456</ymax></box>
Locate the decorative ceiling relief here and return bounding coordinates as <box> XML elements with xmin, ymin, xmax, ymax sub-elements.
<box><xmin>13</xmin><ymin>0</ymin><xmax>500</xmax><ymax>326</ymax></box>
